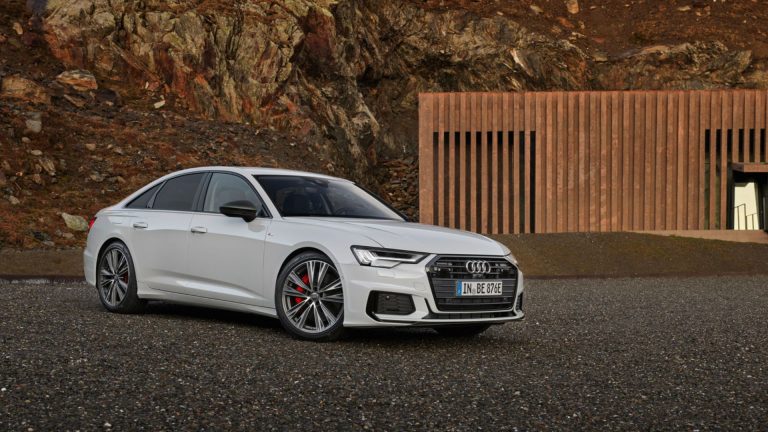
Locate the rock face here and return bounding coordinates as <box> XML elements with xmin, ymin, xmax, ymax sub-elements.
<box><xmin>38</xmin><ymin>0</ymin><xmax>765</xmax><ymax>179</ymax></box>
<box><xmin>38</xmin><ymin>0</ymin><xmax>588</xmax><ymax>176</ymax></box>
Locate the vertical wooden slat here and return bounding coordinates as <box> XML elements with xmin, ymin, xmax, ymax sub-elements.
<box><xmin>732</xmin><ymin>90</ymin><xmax>743</xmax><ymax>163</ymax></box>
<box><xmin>633</xmin><ymin>92</ymin><xmax>644</xmax><ymax>230</ymax></box>
<box><xmin>665</xmin><ymin>92</ymin><xmax>676</xmax><ymax>230</ymax></box>
<box><xmin>752</xmin><ymin>90</ymin><xmax>765</xmax><ymax>163</ymax></box>
<box><xmin>512</xmin><ymin>94</ymin><xmax>522</xmax><ymax>234</ymax></box>
<box><xmin>447</xmin><ymin>93</ymin><xmax>456</xmax><ymax>229</ymax></box>
<box><xmin>600</xmin><ymin>92</ymin><xmax>610</xmax><ymax>231</ymax></box>
<box><xmin>587</xmin><ymin>93</ymin><xmax>600</xmax><ymax>231</ymax></box>
<box><xmin>436</xmin><ymin>93</ymin><xmax>446</xmax><ymax>227</ymax></box>
<box><xmin>501</xmin><ymin>93</ymin><xmax>511</xmax><ymax>234</ymax></box>
<box><xmin>478</xmin><ymin>94</ymin><xmax>488</xmax><ymax>233</ymax></box>
<box><xmin>578</xmin><ymin>92</ymin><xmax>588</xmax><ymax>232</ymax></box>
<box><xmin>745</xmin><ymin>90</ymin><xmax>754</xmax><ymax>162</ymax></box>
<box><xmin>566</xmin><ymin>93</ymin><xmax>577</xmax><ymax>232</ymax></box>
<box><xmin>699</xmin><ymin>91</ymin><xmax>710</xmax><ymax>229</ymax></box>
<box><xmin>545</xmin><ymin>93</ymin><xmax>555</xmax><ymax>233</ymax></box>
<box><xmin>418</xmin><ymin>94</ymin><xmax>434</xmax><ymax>225</ymax></box>
<box><xmin>534</xmin><ymin>94</ymin><xmax>544</xmax><ymax>233</ymax></box>
<box><xmin>557</xmin><ymin>92</ymin><xmax>568</xmax><ymax>232</ymax></box>
<box><xmin>688</xmin><ymin>92</ymin><xmax>699</xmax><ymax>229</ymax></box>
<box><xmin>469</xmin><ymin>94</ymin><xmax>479</xmax><ymax>232</ymax></box>
<box><xmin>458</xmin><ymin>93</ymin><xmax>467</xmax><ymax>230</ymax></box>
<box><xmin>757</xmin><ymin>91</ymin><xmax>765</xmax><ymax>164</ymax></box>
<box><xmin>676</xmin><ymin>91</ymin><xmax>687</xmax><ymax>230</ymax></box>
<box><xmin>490</xmin><ymin>94</ymin><xmax>500</xmax><ymax>233</ymax></box>
<box><xmin>622</xmin><ymin>92</ymin><xmax>632</xmax><ymax>231</ymax></box>
<box><xmin>644</xmin><ymin>92</ymin><xmax>655</xmax><ymax>231</ymax></box>
<box><xmin>654</xmin><ymin>92</ymin><xmax>666</xmax><ymax>230</ymax></box>
<box><xmin>709</xmin><ymin>91</ymin><xmax>720</xmax><ymax>229</ymax></box>
<box><xmin>721</xmin><ymin>91</ymin><xmax>730</xmax><ymax>229</ymax></box>
<box><xmin>524</xmin><ymin>92</ymin><xmax>533</xmax><ymax>234</ymax></box>
<box><xmin>611</xmin><ymin>92</ymin><xmax>621</xmax><ymax>231</ymax></box>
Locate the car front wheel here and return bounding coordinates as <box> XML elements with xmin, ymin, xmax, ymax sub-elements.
<box><xmin>275</xmin><ymin>252</ymin><xmax>346</xmax><ymax>341</ymax></box>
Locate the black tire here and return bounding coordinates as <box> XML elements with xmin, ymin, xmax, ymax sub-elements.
<box><xmin>434</xmin><ymin>324</ymin><xmax>492</xmax><ymax>337</ymax></box>
<box><xmin>96</xmin><ymin>241</ymin><xmax>146</xmax><ymax>314</ymax></box>
<box><xmin>275</xmin><ymin>251</ymin><xmax>346</xmax><ymax>341</ymax></box>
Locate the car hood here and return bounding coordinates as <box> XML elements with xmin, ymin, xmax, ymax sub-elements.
<box><xmin>291</xmin><ymin>218</ymin><xmax>508</xmax><ymax>256</ymax></box>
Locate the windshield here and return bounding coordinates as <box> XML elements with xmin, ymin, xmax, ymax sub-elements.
<box><xmin>255</xmin><ymin>175</ymin><xmax>404</xmax><ymax>220</ymax></box>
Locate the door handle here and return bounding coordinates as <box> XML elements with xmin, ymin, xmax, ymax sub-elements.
<box><xmin>191</xmin><ymin>226</ymin><xmax>208</xmax><ymax>234</ymax></box>
<box><xmin>132</xmin><ymin>222</ymin><xmax>148</xmax><ymax>229</ymax></box>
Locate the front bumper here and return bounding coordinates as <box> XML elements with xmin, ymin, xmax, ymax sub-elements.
<box><xmin>340</xmin><ymin>257</ymin><xmax>525</xmax><ymax>328</ymax></box>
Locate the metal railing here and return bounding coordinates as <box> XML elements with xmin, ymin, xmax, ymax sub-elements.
<box><xmin>735</xmin><ymin>203</ymin><xmax>761</xmax><ymax>230</ymax></box>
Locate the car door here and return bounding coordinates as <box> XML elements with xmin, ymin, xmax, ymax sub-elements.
<box><xmin>185</xmin><ymin>172</ymin><xmax>272</xmax><ymax>306</ymax></box>
<box><xmin>128</xmin><ymin>172</ymin><xmax>206</xmax><ymax>292</ymax></box>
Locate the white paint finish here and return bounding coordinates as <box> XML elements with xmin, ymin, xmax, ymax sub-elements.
<box><xmin>185</xmin><ymin>213</ymin><xmax>271</xmax><ymax>306</ymax></box>
<box><xmin>128</xmin><ymin>210</ymin><xmax>194</xmax><ymax>291</ymax></box>
<box><xmin>84</xmin><ymin>167</ymin><xmax>525</xmax><ymax>329</ymax></box>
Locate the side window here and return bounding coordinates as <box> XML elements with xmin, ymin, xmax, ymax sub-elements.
<box><xmin>203</xmin><ymin>173</ymin><xmax>265</xmax><ymax>215</ymax></box>
<box><xmin>152</xmin><ymin>173</ymin><xmax>205</xmax><ymax>211</ymax></box>
<box><xmin>126</xmin><ymin>183</ymin><xmax>161</xmax><ymax>209</ymax></box>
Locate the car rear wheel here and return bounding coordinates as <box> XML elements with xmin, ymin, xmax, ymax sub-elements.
<box><xmin>97</xmin><ymin>241</ymin><xmax>145</xmax><ymax>313</ymax></box>
<box><xmin>275</xmin><ymin>252</ymin><xmax>345</xmax><ymax>341</ymax></box>
<box><xmin>434</xmin><ymin>324</ymin><xmax>491</xmax><ymax>337</ymax></box>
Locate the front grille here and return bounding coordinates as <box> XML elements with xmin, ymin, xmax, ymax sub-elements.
<box><xmin>426</xmin><ymin>256</ymin><xmax>518</xmax><ymax>312</ymax></box>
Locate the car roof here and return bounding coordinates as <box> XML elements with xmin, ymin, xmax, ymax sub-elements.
<box><xmin>165</xmin><ymin>166</ymin><xmax>348</xmax><ymax>182</ymax></box>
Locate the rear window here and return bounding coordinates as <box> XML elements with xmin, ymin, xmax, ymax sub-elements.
<box><xmin>126</xmin><ymin>183</ymin><xmax>162</xmax><ymax>209</ymax></box>
<box><xmin>152</xmin><ymin>173</ymin><xmax>205</xmax><ymax>211</ymax></box>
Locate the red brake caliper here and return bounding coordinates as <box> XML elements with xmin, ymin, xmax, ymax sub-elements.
<box><xmin>295</xmin><ymin>274</ymin><xmax>309</xmax><ymax>305</ymax></box>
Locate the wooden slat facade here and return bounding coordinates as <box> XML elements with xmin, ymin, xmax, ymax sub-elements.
<box><xmin>419</xmin><ymin>90</ymin><xmax>768</xmax><ymax>233</ymax></box>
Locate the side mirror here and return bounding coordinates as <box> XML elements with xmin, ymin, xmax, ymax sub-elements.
<box><xmin>220</xmin><ymin>200</ymin><xmax>260</xmax><ymax>222</ymax></box>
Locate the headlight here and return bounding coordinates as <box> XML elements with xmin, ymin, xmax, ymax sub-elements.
<box><xmin>351</xmin><ymin>246</ymin><xmax>427</xmax><ymax>268</ymax></box>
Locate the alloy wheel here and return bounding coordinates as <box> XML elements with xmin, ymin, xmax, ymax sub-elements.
<box><xmin>281</xmin><ymin>259</ymin><xmax>344</xmax><ymax>334</ymax></box>
<box><xmin>99</xmin><ymin>248</ymin><xmax>130</xmax><ymax>307</ymax></box>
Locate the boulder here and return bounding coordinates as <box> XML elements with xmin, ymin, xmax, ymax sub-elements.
<box><xmin>566</xmin><ymin>0</ymin><xmax>580</xmax><ymax>14</ymax></box>
<box><xmin>56</xmin><ymin>70</ymin><xmax>98</xmax><ymax>91</ymax></box>
<box><xmin>39</xmin><ymin>157</ymin><xmax>56</xmax><ymax>176</ymax></box>
<box><xmin>1</xmin><ymin>75</ymin><xmax>51</xmax><ymax>104</ymax></box>
<box><xmin>61</xmin><ymin>213</ymin><xmax>89</xmax><ymax>231</ymax></box>
<box><xmin>25</xmin><ymin>112</ymin><xmax>43</xmax><ymax>134</ymax></box>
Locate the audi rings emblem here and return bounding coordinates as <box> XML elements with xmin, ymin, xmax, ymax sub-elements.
<box><xmin>465</xmin><ymin>260</ymin><xmax>491</xmax><ymax>274</ymax></box>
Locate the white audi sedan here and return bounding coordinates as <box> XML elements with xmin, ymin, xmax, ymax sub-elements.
<box><xmin>84</xmin><ymin>167</ymin><xmax>524</xmax><ymax>340</ymax></box>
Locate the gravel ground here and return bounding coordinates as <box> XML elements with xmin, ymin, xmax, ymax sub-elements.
<box><xmin>1</xmin><ymin>277</ymin><xmax>766</xmax><ymax>431</ymax></box>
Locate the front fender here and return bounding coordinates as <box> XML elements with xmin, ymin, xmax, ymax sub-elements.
<box><xmin>261</xmin><ymin>220</ymin><xmax>380</xmax><ymax>308</ymax></box>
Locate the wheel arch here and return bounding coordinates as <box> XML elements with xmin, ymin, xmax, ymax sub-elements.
<box><xmin>277</xmin><ymin>246</ymin><xmax>332</xmax><ymax>279</ymax></box>
<box><xmin>94</xmin><ymin>237</ymin><xmax>127</xmax><ymax>279</ymax></box>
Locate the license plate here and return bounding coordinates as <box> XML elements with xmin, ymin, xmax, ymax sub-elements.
<box><xmin>456</xmin><ymin>280</ymin><xmax>503</xmax><ymax>296</ymax></box>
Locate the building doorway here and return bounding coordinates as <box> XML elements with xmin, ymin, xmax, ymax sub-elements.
<box><xmin>731</xmin><ymin>164</ymin><xmax>768</xmax><ymax>231</ymax></box>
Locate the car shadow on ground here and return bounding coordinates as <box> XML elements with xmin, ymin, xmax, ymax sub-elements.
<box><xmin>342</xmin><ymin>326</ymin><xmax>530</xmax><ymax>346</ymax></box>
<box><xmin>95</xmin><ymin>300</ymin><xmax>529</xmax><ymax>345</ymax></box>
<box><xmin>140</xmin><ymin>301</ymin><xmax>283</xmax><ymax>330</ymax></box>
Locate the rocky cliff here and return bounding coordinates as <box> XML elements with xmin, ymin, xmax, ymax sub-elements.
<box><xmin>38</xmin><ymin>0</ymin><xmax>767</xmax><ymax>173</ymax></box>
<box><xmin>2</xmin><ymin>0</ymin><xmax>768</xmax><ymax>248</ymax></box>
